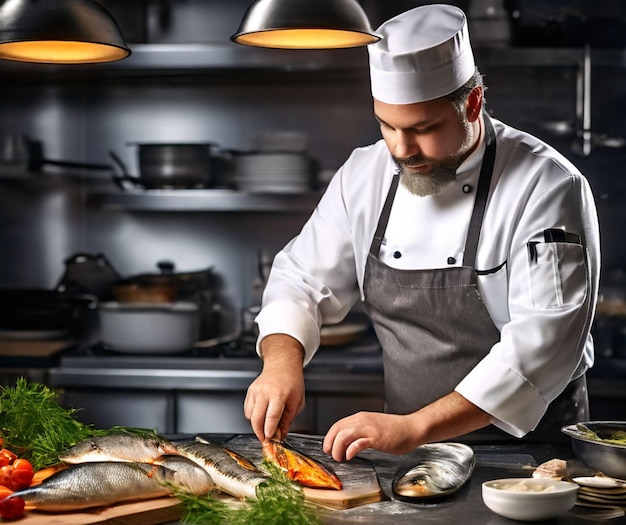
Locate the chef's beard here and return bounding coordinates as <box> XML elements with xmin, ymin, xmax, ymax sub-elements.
<box><xmin>395</xmin><ymin>157</ymin><xmax>459</xmax><ymax>197</ymax></box>
<box><xmin>394</xmin><ymin>117</ymin><xmax>475</xmax><ymax>197</ymax></box>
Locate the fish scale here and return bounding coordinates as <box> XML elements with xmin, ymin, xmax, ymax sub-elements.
<box><xmin>176</xmin><ymin>438</ymin><xmax>269</xmax><ymax>500</ymax></box>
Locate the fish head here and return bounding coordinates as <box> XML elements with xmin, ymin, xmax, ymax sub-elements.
<box><xmin>155</xmin><ymin>439</ymin><xmax>179</xmax><ymax>457</ymax></box>
<box><xmin>59</xmin><ymin>439</ymin><xmax>113</xmax><ymax>464</ymax></box>
<box><xmin>394</xmin><ymin>477</ymin><xmax>429</xmax><ymax>497</ymax></box>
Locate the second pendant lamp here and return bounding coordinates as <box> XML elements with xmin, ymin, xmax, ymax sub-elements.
<box><xmin>232</xmin><ymin>0</ymin><xmax>380</xmax><ymax>49</ymax></box>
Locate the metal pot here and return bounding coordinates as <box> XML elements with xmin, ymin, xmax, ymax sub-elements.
<box><xmin>110</xmin><ymin>143</ymin><xmax>216</xmax><ymax>189</ymax></box>
<box><xmin>118</xmin><ymin>260</ymin><xmax>214</xmax><ymax>297</ymax></box>
<box><xmin>116</xmin><ymin>260</ymin><xmax>218</xmax><ymax>338</ymax></box>
<box><xmin>99</xmin><ymin>301</ymin><xmax>200</xmax><ymax>354</ymax></box>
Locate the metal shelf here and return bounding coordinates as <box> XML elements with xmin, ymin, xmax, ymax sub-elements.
<box><xmin>475</xmin><ymin>47</ymin><xmax>626</xmax><ymax>68</ymax></box>
<box><xmin>4</xmin><ymin>45</ymin><xmax>624</xmax><ymax>79</ymax></box>
<box><xmin>87</xmin><ymin>189</ymin><xmax>324</xmax><ymax>212</ymax></box>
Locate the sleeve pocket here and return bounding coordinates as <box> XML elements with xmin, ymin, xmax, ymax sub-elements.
<box><xmin>528</xmin><ymin>242</ymin><xmax>587</xmax><ymax>308</ymax></box>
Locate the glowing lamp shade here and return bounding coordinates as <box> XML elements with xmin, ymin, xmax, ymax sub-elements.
<box><xmin>232</xmin><ymin>0</ymin><xmax>380</xmax><ymax>49</ymax></box>
<box><xmin>0</xmin><ymin>0</ymin><xmax>131</xmax><ymax>64</ymax></box>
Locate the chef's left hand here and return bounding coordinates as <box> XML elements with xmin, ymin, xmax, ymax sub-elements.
<box><xmin>323</xmin><ymin>412</ymin><xmax>419</xmax><ymax>462</ymax></box>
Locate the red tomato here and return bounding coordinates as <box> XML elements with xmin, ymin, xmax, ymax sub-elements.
<box><xmin>10</xmin><ymin>459</ymin><xmax>33</xmax><ymax>490</ymax></box>
<box><xmin>0</xmin><ymin>449</ymin><xmax>16</xmax><ymax>463</ymax></box>
<box><xmin>0</xmin><ymin>495</ymin><xmax>25</xmax><ymax>519</ymax></box>
<box><xmin>0</xmin><ymin>486</ymin><xmax>12</xmax><ymax>499</ymax></box>
<box><xmin>0</xmin><ymin>455</ymin><xmax>8</xmax><ymax>469</ymax></box>
<box><xmin>0</xmin><ymin>466</ymin><xmax>12</xmax><ymax>489</ymax></box>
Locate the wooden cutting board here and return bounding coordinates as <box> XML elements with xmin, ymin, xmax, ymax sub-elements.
<box><xmin>0</xmin><ymin>339</ymin><xmax>73</xmax><ymax>366</ymax></box>
<box><xmin>14</xmin><ymin>497</ymin><xmax>182</xmax><ymax>525</ymax></box>
<box><xmin>223</xmin><ymin>433</ymin><xmax>384</xmax><ymax>510</ymax></box>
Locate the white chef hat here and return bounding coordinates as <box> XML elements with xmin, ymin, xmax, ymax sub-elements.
<box><xmin>368</xmin><ymin>4</ymin><xmax>475</xmax><ymax>104</ymax></box>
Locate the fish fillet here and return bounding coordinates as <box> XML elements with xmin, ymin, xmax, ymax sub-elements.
<box><xmin>263</xmin><ymin>439</ymin><xmax>342</xmax><ymax>490</ymax></box>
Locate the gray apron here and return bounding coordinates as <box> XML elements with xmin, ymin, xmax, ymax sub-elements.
<box><xmin>362</xmin><ymin>115</ymin><xmax>588</xmax><ymax>442</ymax></box>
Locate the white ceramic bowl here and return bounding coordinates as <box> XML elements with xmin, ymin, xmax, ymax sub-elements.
<box><xmin>482</xmin><ymin>478</ymin><xmax>578</xmax><ymax>521</ymax></box>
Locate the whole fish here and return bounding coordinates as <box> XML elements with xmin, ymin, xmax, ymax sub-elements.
<box><xmin>153</xmin><ymin>454</ymin><xmax>215</xmax><ymax>495</ymax></box>
<box><xmin>59</xmin><ymin>433</ymin><xmax>178</xmax><ymax>464</ymax></box>
<box><xmin>263</xmin><ymin>439</ymin><xmax>342</xmax><ymax>490</ymax></box>
<box><xmin>0</xmin><ymin>462</ymin><xmax>173</xmax><ymax>512</ymax></box>
<box><xmin>177</xmin><ymin>437</ymin><xmax>268</xmax><ymax>500</ymax></box>
<box><xmin>392</xmin><ymin>442</ymin><xmax>475</xmax><ymax>499</ymax></box>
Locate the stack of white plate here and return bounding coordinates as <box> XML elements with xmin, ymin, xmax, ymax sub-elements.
<box><xmin>235</xmin><ymin>152</ymin><xmax>311</xmax><ymax>193</ymax></box>
<box><xmin>252</xmin><ymin>131</ymin><xmax>308</xmax><ymax>153</ymax></box>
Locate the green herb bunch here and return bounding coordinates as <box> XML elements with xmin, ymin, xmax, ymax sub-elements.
<box><xmin>179</xmin><ymin>460</ymin><xmax>322</xmax><ymax>525</ymax></box>
<box><xmin>0</xmin><ymin>378</ymin><xmax>107</xmax><ymax>470</ymax></box>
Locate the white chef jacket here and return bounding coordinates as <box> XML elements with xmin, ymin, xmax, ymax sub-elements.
<box><xmin>256</xmin><ymin>116</ymin><xmax>601</xmax><ymax>437</ymax></box>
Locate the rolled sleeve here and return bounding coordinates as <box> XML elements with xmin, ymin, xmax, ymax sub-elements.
<box><xmin>255</xmin><ymin>300</ymin><xmax>320</xmax><ymax>366</ymax></box>
<box><xmin>455</xmin><ymin>355</ymin><xmax>546</xmax><ymax>437</ymax></box>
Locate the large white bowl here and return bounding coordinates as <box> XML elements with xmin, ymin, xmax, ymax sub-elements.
<box><xmin>482</xmin><ymin>478</ymin><xmax>578</xmax><ymax>522</ymax></box>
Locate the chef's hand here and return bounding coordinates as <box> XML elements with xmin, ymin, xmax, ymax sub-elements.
<box><xmin>244</xmin><ymin>334</ymin><xmax>306</xmax><ymax>443</ymax></box>
<box><xmin>323</xmin><ymin>412</ymin><xmax>419</xmax><ymax>461</ymax></box>
<box><xmin>323</xmin><ymin>392</ymin><xmax>493</xmax><ymax>461</ymax></box>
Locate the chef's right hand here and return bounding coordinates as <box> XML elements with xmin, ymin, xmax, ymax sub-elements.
<box><xmin>244</xmin><ymin>334</ymin><xmax>306</xmax><ymax>443</ymax></box>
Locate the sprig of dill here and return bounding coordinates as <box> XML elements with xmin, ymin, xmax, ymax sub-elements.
<box><xmin>178</xmin><ymin>460</ymin><xmax>322</xmax><ymax>525</ymax></box>
<box><xmin>0</xmin><ymin>378</ymin><xmax>159</xmax><ymax>471</ymax></box>
<box><xmin>0</xmin><ymin>378</ymin><xmax>106</xmax><ymax>470</ymax></box>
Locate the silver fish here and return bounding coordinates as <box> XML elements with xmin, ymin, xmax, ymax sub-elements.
<box><xmin>392</xmin><ymin>442</ymin><xmax>475</xmax><ymax>499</ymax></box>
<box><xmin>153</xmin><ymin>454</ymin><xmax>215</xmax><ymax>495</ymax></box>
<box><xmin>1</xmin><ymin>462</ymin><xmax>173</xmax><ymax>512</ymax></box>
<box><xmin>177</xmin><ymin>437</ymin><xmax>269</xmax><ymax>500</ymax></box>
<box><xmin>60</xmin><ymin>433</ymin><xmax>179</xmax><ymax>464</ymax></box>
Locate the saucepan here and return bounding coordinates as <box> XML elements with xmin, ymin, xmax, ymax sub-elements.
<box><xmin>0</xmin><ymin>135</ymin><xmax>111</xmax><ymax>172</ymax></box>
<box><xmin>98</xmin><ymin>301</ymin><xmax>200</xmax><ymax>354</ymax></box>
<box><xmin>109</xmin><ymin>143</ymin><xmax>217</xmax><ymax>189</ymax></box>
<box><xmin>112</xmin><ymin>260</ymin><xmax>215</xmax><ymax>302</ymax></box>
<box><xmin>110</xmin><ymin>260</ymin><xmax>220</xmax><ymax>341</ymax></box>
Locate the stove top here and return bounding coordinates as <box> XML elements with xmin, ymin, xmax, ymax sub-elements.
<box><xmin>58</xmin><ymin>335</ymin><xmax>259</xmax><ymax>367</ymax></box>
<box><xmin>55</xmin><ymin>333</ymin><xmax>382</xmax><ymax>374</ymax></box>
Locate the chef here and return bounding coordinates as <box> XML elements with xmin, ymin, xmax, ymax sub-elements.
<box><xmin>244</xmin><ymin>4</ymin><xmax>600</xmax><ymax>461</ymax></box>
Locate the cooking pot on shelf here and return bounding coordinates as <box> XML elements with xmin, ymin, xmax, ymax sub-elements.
<box><xmin>98</xmin><ymin>301</ymin><xmax>200</xmax><ymax>354</ymax></box>
<box><xmin>109</xmin><ymin>142</ymin><xmax>217</xmax><ymax>189</ymax></box>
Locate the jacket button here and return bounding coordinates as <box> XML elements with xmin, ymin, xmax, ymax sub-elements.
<box><xmin>447</xmin><ymin>257</ymin><xmax>456</xmax><ymax>264</ymax></box>
<box><xmin>462</xmin><ymin>184</ymin><xmax>472</xmax><ymax>194</ymax></box>
<box><xmin>393</xmin><ymin>251</ymin><xmax>402</xmax><ymax>259</ymax></box>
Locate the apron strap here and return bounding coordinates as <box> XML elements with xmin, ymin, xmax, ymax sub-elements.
<box><xmin>370</xmin><ymin>171</ymin><xmax>400</xmax><ymax>256</ymax></box>
<box><xmin>462</xmin><ymin>114</ymin><xmax>497</xmax><ymax>267</ymax></box>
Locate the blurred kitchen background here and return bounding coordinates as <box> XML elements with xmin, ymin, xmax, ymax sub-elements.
<box><xmin>0</xmin><ymin>0</ymin><xmax>625</xmax><ymax>433</ymax></box>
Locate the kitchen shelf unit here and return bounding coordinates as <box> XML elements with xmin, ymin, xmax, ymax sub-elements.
<box><xmin>87</xmin><ymin>188</ymin><xmax>324</xmax><ymax>212</ymax></box>
<box><xmin>1</xmin><ymin>44</ymin><xmax>621</xmax><ymax>81</ymax></box>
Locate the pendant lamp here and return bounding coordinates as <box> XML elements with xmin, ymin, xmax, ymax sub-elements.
<box><xmin>0</xmin><ymin>0</ymin><xmax>131</xmax><ymax>64</ymax></box>
<box><xmin>232</xmin><ymin>0</ymin><xmax>380</xmax><ymax>49</ymax></box>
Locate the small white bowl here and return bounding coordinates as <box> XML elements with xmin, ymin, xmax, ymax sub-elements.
<box><xmin>482</xmin><ymin>478</ymin><xmax>578</xmax><ymax>522</ymax></box>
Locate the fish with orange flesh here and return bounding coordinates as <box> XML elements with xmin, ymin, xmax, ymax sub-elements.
<box><xmin>262</xmin><ymin>439</ymin><xmax>342</xmax><ymax>490</ymax></box>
